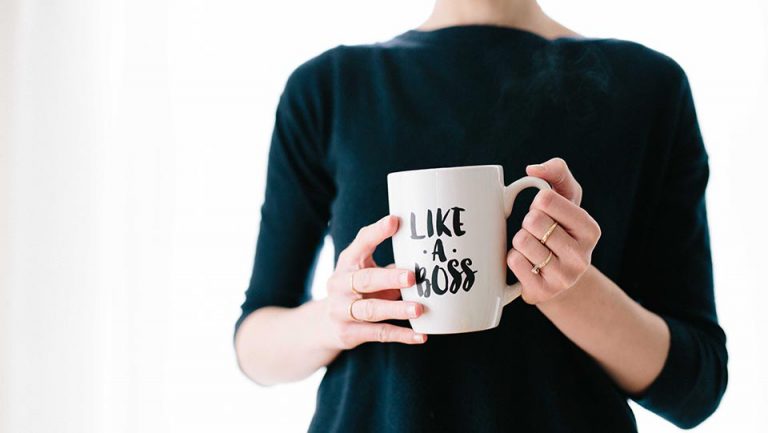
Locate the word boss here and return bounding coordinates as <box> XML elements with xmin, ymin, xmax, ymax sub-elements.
<box><xmin>409</xmin><ymin>206</ymin><xmax>477</xmax><ymax>297</ymax></box>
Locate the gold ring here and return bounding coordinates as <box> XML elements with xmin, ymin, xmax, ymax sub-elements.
<box><xmin>531</xmin><ymin>251</ymin><xmax>553</xmax><ymax>274</ymax></box>
<box><xmin>350</xmin><ymin>270</ymin><xmax>362</xmax><ymax>296</ymax></box>
<box><xmin>348</xmin><ymin>298</ymin><xmax>363</xmax><ymax>322</ymax></box>
<box><xmin>540</xmin><ymin>222</ymin><xmax>558</xmax><ymax>244</ymax></box>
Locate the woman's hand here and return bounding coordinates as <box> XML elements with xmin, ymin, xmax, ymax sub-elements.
<box><xmin>507</xmin><ymin>157</ymin><xmax>602</xmax><ymax>305</ymax></box>
<box><xmin>322</xmin><ymin>214</ymin><xmax>428</xmax><ymax>350</ymax></box>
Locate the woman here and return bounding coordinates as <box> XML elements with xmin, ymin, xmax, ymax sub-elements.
<box><xmin>234</xmin><ymin>0</ymin><xmax>728</xmax><ymax>431</ymax></box>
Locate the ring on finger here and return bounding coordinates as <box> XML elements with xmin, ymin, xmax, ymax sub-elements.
<box><xmin>531</xmin><ymin>251</ymin><xmax>554</xmax><ymax>275</ymax></box>
<box><xmin>540</xmin><ymin>222</ymin><xmax>558</xmax><ymax>245</ymax></box>
<box><xmin>350</xmin><ymin>270</ymin><xmax>362</xmax><ymax>296</ymax></box>
<box><xmin>348</xmin><ymin>298</ymin><xmax>364</xmax><ymax>322</ymax></box>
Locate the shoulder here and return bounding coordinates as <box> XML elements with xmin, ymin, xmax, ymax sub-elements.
<box><xmin>281</xmin><ymin>45</ymin><xmax>341</xmax><ymax>95</ymax></box>
<box><xmin>548</xmin><ymin>36</ymin><xmax>692</xmax><ymax>115</ymax></box>
<box><xmin>582</xmin><ymin>37</ymin><xmax>690</xmax><ymax>91</ymax></box>
<box><xmin>280</xmin><ymin>42</ymin><xmax>384</xmax><ymax>99</ymax></box>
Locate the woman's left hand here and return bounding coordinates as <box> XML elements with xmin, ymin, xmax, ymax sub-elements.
<box><xmin>507</xmin><ymin>157</ymin><xmax>602</xmax><ymax>305</ymax></box>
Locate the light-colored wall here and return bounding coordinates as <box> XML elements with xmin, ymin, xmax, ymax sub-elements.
<box><xmin>1</xmin><ymin>1</ymin><xmax>766</xmax><ymax>432</ymax></box>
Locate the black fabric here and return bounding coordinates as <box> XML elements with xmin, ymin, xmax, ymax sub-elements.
<box><xmin>235</xmin><ymin>24</ymin><xmax>728</xmax><ymax>432</ymax></box>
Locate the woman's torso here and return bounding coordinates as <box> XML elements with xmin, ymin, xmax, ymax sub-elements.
<box><xmin>309</xmin><ymin>25</ymin><xmax>680</xmax><ymax>433</ymax></box>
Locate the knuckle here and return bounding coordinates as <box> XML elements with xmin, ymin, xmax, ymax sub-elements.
<box><xmin>592</xmin><ymin>222</ymin><xmax>602</xmax><ymax>242</ymax></box>
<box><xmin>583</xmin><ymin>225</ymin><xmax>599</xmax><ymax>244</ymax></box>
<box><xmin>398</xmin><ymin>304</ymin><xmax>410</xmax><ymax>319</ymax></box>
<box><xmin>506</xmin><ymin>252</ymin><xmax>515</xmax><ymax>268</ymax></box>
<box><xmin>536</xmin><ymin>189</ymin><xmax>555</xmax><ymax>209</ymax></box>
<box><xmin>522</xmin><ymin>211</ymin><xmax>534</xmax><ymax>229</ymax></box>
<box><xmin>522</xmin><ymin>210</ymin><xmax>541</xmax><ymax>231</ymax></box>
<box><xmin>388</xmin><ymin>269</ymin><xmax>401</xmax><ymax>286</ymax></box>
<box><xmin>363</xmin><ymin>299</ymin><xmax>376</xmax><ymax>321</ymax></box>
<box><xmin>507</xmin><ymin>250</ymin><xmax>524</xmax><ymax>268</ymax></box>
<box><xmin>377</xmin><ymin>324</ymin><xmax>389</xmax><ymax>343</ymax></box>
<box><xmin>337</xmin><ymin>249</ymin><xmax>351</xmax><ymax>265</ymax></box>
<box><xmin>521</xmin><ymin>232</ymin><xmax>534</xmax><ymax>249</ymax></box>
<box><xmin>512</xmin><ymin>230</ymin><xmax>525</xmax><ymax>250</ymax></box>
<box><xmin>356</xmin><ymin>225</ymin><xmax>369</xmax><ymax>240</ymax></box>
<box><xmin>358</xmin><ymin>268</ymin><xmax>373</xmax><ymax>290</ymax></box>
<box><xmin>337</xmin><ymin>325</ymin><xmax>355</xmax><ymax>349</ymax></box>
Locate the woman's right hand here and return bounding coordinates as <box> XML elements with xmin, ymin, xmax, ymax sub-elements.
<box><xmin>322</xmin><ymin>214</ymin><xmax>427</xmax><ymax>350</ymax></box>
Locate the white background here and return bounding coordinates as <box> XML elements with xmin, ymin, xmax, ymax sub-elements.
<box><xmin>1</xmin><ymin>0</ymin><xmax>766</xmax><ymax>432</ymax></box>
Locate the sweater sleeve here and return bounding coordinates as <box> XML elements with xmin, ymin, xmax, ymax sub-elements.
<box><xmin>628</xmin><ymin>65</ymin><xmax>728</xmax><ymax>428</ymax></box>
<box><xmin>233</xmin><ymin>51</ymin><xmax>336</xmax><ymax>337</ymax></box>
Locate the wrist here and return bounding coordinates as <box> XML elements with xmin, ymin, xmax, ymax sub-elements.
<box><xmin>536</xmin><ymin>264</ymin><xmax>596</xmax><ymax>313</ymax></box>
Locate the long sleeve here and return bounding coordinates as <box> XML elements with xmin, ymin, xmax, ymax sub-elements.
<box><xmin>234</xmin><ymin>51</ymin><xmax>336</xmax><ymax>336</ymax></box>
<box><xmin>627</xmin><ymin>64</ymin><xmax>728</xmax><ymax>428</ymax></box>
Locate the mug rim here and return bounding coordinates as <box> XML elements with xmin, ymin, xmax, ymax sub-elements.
<box><xmin>387</xmin><ymin>164</ymin><xmax>502</xmax><ymax>179</ymax></box>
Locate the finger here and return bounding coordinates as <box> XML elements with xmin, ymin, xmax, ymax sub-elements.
<box><xmin>349</xmin><ymin>322</ymin><xmax>427</xmax><ymax>345</ymax></box>
<box><xmin>351</xmin><ymin>299</ymin><xmax>423</xmax><ymax>322</ymax></box>
<box><xmin>338</xmin><ymin>215</ymin><xmax>399</xmax><ymax>270</ymax></box>
<box><xmin>526</xmin><ymin>157</ymin><xmax>582</xmax><ymax>205</ymax></box>
<box><xmin>522</xmin><ymin>208</ymin><xmax>580</xmax><ymax>257</ymax></box>
<box><xmin>379</xmin><ymin>264</ymin><xmax>404</xmax><ymax>299</ymax></box>
<box><xmin>512</xmin><ymin>229</ymin><xmax>564</xmax><ymax>284</ymax></box>
<box><xmin>530</xmin><ymin>189</ymin><xmax>600</xmax><ymax>244</ymax></box>
<box><xmin>506</xmin><ymin>249</ymin><xmax>544</xmax><ymax>304</ymax></box>
<box><xmin>350</xmin><ymin>267</ymin><xmax>415</xmax><ymax>294</ymax></box>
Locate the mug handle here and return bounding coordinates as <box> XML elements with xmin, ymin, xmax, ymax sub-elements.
<box><xmin>501</xmin><ymin>176</ymin><xmax>551</xmax><ymax>306</ymax></box>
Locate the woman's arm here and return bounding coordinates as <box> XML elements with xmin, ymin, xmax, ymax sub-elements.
<box><xmin>235</xmin><ymin>51</ymin><xmax>426</xmax><ymax>386</ymax></box>
<box><xmin>235</xmin><ymin>300</ymin><xmax>338</xmax><ymax>386</ymax></box>
<box><xmin>508</xmin><ymin>158</ymin><xmax>668</xmax><ymax>394</ymax></box>
<box><xmin>235</xmin><ymin>215</ymin><xmax>426</xmax><ymax>386</ymax></box>
<box><xmin>510</xmin><ymin>156</ymin><xmax>726</xmax><ymax>429</ymax></box>
<box><xmin>535</xmin><ymin>264</ymin><xmax>670</xmax><ymax>395</ymax></box>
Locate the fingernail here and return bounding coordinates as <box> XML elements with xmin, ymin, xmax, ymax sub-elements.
<box><xmin>408</xmin><ymin>303</ymin><xmax>419</xmax><ymax>318</ymax></box>
<box><xmin>413</xmin><ymin>333</ymin><xmax>426</xmax><ymax>342</ymax></box>
<box><xmin>528</xmin><ymin>163</ymin><xmax>545</xmax><ymax>170</ymax></box>
<box><xmin>399</xmin><ymin>271</ymin><xmax>410</xmax><ymax>286</ymax></box>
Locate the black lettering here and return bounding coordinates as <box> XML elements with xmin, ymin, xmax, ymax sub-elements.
<box><xmin>409</xmin><ymin>212</ymin><xmax>425</xmax><ymax>239</ymax></box>
<box><xmin>426</xmin><ymin>209</ymin><xmax>434</xmax><ymax>237</ymax></box>
<box><xmin>414</xmin><ymin>262</ymin><xmax>430</xmax><ymax>297</ymax></box>
<box><xmin>431</xmin><ymin>266</ymin><xmax>448</xmax><ymax>295</ymax></box>
<box><xmin>447</xmin><ymin>259</ymin><xmax>462</xmax><ymax>293</ymax></box>
<box><xmin>436</xmin><ymin>208</ymin><xmax>452</xmax><ymax>236</ymax></box>
<box><xmin>452</xmin><ymin>207</ymin><xmax>466</xmax><ymax>236</ymax></box>
<box><xmin>460</xmin><ymin>258</ymin><xmax>477</xmax><ymax>291</ymax></box>
<box><xmin>431</xmin><ymin>239</ymin><xmax>447</xmax><ymax>262</ymax></box>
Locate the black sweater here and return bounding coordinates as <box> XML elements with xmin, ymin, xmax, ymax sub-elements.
<box><xmin>235</xmin><ymin>24</ymin><xmax>728</xmax><ymax>432</ymax></box>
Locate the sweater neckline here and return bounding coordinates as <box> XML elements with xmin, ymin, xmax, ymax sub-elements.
<box><xmin>396</xmin><ymin>24</ymin><xmax>587</xmax><ymax>45</ymax></box>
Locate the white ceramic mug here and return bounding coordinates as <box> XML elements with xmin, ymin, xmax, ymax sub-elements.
<box><xmin>387</xmin><ymin>164</ymin><xmax>551</xmax><ymax>334</ymax></box>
